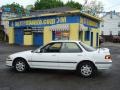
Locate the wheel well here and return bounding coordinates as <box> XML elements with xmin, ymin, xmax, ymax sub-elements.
<box><xmin>12</xmin><ymin>57</ymin><xmax>29</xmax><ymax>67</ymax></box>
<box><xmin>76</xmin><ymin>60</ymin><xmax>97</xmax><ymax>70</ymax></box>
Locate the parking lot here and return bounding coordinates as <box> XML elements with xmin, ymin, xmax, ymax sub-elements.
<box><xmin>0</xmin><ymin>42</ymin><xmax>120</xmax><ymax>90</ymax></box>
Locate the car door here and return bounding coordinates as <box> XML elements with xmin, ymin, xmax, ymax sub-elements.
<box><xmin>58</xmin><ymin>42</ymin><xmax>84</xmax><ymax>70</ymax></box>
<box><xmin>31</xmin><ymin>42</ymin><xmax>62</xmax><ymax>69</ymax></box>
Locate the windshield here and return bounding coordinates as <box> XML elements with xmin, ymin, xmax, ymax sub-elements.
<box><xmin>79</xmin><ymin>42</ymin><xmax>96</xmax><ymax>52</ymax></box>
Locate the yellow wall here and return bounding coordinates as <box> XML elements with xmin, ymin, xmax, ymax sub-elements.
<box><xmin>8</xmin><ymin>27</ymin><xmax>14</xmax><ymax>44</ymax></box>
<box><xmin>69</xmin><ymin>23</ymin><xmax>79</xmax><ymax>40</ymax></box>
<box><xmin>24</xmin><ymin>35</ymin><xmax>33</xmax><ymax>45</ymax></box>
<box><xmin>81</xmin><ymin>29</ymin><xmax>100</xmax><ymax>47</ymax></box>
<box><xmin>44</xmin><ymin>27</ymin><xmax>52</xmax><ymax>45</ymax></box>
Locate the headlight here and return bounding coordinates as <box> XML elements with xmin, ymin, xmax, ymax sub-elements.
<box><xmin>6</xmin><ymin>56</ymin><xmax>11</xmax><ymax>60</ymax></box>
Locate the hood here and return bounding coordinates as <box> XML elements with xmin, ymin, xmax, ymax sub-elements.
<box><xmin>10</xmin><ymin>50</ymin><xmax>32</xmax><ymax>57</ymax></box>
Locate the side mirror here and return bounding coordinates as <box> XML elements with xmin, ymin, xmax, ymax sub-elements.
<box><xmin>33</xmin><ymin>49</ymin><xmax>41</xmax><ymax>53</ymax></box>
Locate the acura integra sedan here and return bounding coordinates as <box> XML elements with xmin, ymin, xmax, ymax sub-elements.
<box><xmin>6</xmin><ymin>41</ymin><xmax>112</xmax><ymax>77</ymax></box>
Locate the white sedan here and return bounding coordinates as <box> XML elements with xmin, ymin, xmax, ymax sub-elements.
<box><xmin>6</xmin><ymin>41</ymin><xmax>112</xmax><ymax>77</ymax></box>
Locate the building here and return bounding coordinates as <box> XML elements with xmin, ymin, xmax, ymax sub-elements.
<box><xmin>1</xmin><ymin>10</ymin><xmax>17</xmax><ymax>41</ymax></box>
<box><xmin>0</xmin><ymin>9</ymin><xmax>4</xmax><ymax>41</ymax></box>
<box><xmin>0</xmin><ymin>8</ymin><xmax>17</xmax><ymax>41</ymax></box>
<box><xmin>100</xmin><ymin>11</ymin><xmax>120</xmax><ymax>36</ymax></box>
<box><xmin>8</xmin><ymin>7</ymin><xmax>101</xmax><ymax>47</ymax></box>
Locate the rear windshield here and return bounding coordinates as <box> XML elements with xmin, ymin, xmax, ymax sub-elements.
<box><xmin>79</xmin><ymin>42</ymin><xmax>96</xmax><ymax>52</ymax></box>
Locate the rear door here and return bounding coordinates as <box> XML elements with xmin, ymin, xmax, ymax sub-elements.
<box><xmin>58</xmin><ymin>42</ymin><xmax>84</xmax><ymax>70</ymax></box>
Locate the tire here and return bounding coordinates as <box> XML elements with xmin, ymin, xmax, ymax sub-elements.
<box><xmin>77</xmin><ymin>62</ymin><xmax>97</xmax><ymax>77</ymax></box>
<box><xmin>13</xmin><ymin>59</ymin><xmax>29</xmax><ymax>72</ymax></box>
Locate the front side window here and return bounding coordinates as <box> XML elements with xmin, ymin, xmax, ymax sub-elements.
<box><xmin>42</xmin><ymin>42</ymin><xmax>62</xmax><ymax>53</ymax></box>
<box><xmin>60</xmin><ymin>42</ymin><xmax>82</xmax><ymax>53</ymax></box>
<box><xmin>110</xmin><ymin>31</ymin><xmax>112</xmax><ymax>35</ymax></box>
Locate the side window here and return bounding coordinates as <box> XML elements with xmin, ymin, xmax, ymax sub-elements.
<box><xmin>42</xmin><ymin>43</ymin><xmax>62</xmax><ymax>53</ymax></box>
<box><xmin>60</xmin><ymin>42</ymin><xmax>82</xmax><ymax>53</ymax></box>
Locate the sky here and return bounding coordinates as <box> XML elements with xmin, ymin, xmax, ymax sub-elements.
<box><xmin>0</xmin><ymin>0</ymin><xmax>120</xmax><ymax>12</ymax></box>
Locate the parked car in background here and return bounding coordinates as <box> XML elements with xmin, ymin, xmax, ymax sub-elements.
<box><xmin>6</xmin><ymin>41</ymin><xmax>112</xmax><ymax>77</ymax></box>
<box><xmin>112</xmin><ymin>36</ymin><xmax>120</xmax><ymax>43</ymax></box>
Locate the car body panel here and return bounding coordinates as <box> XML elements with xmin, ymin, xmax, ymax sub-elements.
<box><xmin>6</xmin><ymin>41</ymin><xmax>112</xmax><ymax>70</ymax></box>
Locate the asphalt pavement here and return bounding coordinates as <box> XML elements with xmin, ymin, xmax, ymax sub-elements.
<box><xmin>0</xmin><ymin>42</ymin><xmax>120</xmax><ymax>90</ymax></box>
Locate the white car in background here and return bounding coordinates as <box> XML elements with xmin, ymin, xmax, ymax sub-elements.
<box><xmin>6</xmin><ymin>41</ymin><xmax>112</xmax><ymax>77</ymax></box>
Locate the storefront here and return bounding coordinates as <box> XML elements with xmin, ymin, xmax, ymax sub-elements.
<box><xmin>8</xmin><ymin>11</ymin><xmax>101</xmax><ymax>47</ymax></box>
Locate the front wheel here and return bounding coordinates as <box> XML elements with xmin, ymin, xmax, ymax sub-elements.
<box><xmin>77</xmin><ymin>62</ymin><xmax>97</xmax><ymax>77</ymax></box>
<box><xmin>14</xmin><ymin>60</ymin><xmax>29</xmax><ymax>72</ymax></box>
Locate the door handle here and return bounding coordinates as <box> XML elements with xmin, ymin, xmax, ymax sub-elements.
<box><xmin>77</xmin><ymin>55</ymin><xmax>82</xmax><ymax>56</ymax></box>
<box><xmin>52</xmin><ymin>55</ymin><xmax>56</xmax><ymax>56</ymax></box>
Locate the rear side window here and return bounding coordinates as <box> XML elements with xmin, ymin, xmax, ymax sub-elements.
<box><xmin>60</xmin><ymin>42</ymin><xmax>82</xmax><ymax>53</ymax></box>
<box><xmin>79</xmin><ymin>42</ymin><xmax>96</xmax><ymax>52</ymax></box>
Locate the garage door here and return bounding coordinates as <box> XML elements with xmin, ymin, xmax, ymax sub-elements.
<box><xmin>33</xmin><ymin>33</ymin><xmax>43</xmax><ymax>46</ymax></box>
<box><xmin>14</xmin><ymin>29</ymin><xmax>24</xmax><ymax>45</ymax></box>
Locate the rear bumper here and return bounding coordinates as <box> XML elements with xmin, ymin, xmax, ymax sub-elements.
<box><xmin>95</xmin><ymin>61</ymin><xmax>112</xmax><ymax>70</ymax></box>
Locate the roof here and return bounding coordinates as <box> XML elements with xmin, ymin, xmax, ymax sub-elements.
<box><xmin>9</xmin><ymin>7</ymin><xmax>101</xmax><ymax>22</ymax></box>
<box><xmin>30</xmin><ymin>6</ymin><xmax>77</xmax><ymax>16</ymax></box>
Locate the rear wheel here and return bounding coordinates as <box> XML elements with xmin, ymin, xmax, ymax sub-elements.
<box><xmin>13</xmin><ymin>59</ymin><xmax>29</xmax><ymax>72</ymax></box>
<box><xmin>77</xmin><ymin>62</ymin><xmax>97</xmax><ymax>77</ymax></box>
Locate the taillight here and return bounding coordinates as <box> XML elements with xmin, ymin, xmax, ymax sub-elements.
<box><xmin>105</xmin><ymin>55</ymin><xmax>112</xmax><ymax>60</ymax></box>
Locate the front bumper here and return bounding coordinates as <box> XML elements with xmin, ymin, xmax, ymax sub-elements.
<box><xmin>95</xmin><ymin>61</ymin><xmax>112</xmax><ymax>70</ymax></box>
<box><xmin>6</xmin><ymin>59</ymin><xmax>13</xmax><ymax>67</ymax></box>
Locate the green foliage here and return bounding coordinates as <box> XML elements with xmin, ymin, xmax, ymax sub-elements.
<box><xmin>34</xmin><ymin>0</ymin><xmax>64</xmax><ymax>10</ymax></box>
<box><xmin>33</xmin><ymin>0</ymin><xmax>82</xmax><ymax>10</ymax></box>
<box><xmin>2</xmin><ymin>2</ymin><xmax>25</xmax><ymax>15</ymax></box>
<box><xmin>65</xmin><ymin>0</ymin><xmax>82</xmax><ymax>10</ymax></box>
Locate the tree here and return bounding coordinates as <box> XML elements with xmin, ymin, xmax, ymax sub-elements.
<box><xmin>65</xmin><ymin>0</ymin><xmax>82</xmax><ymax>10</ymax></box>
<box><xmin>82</xmin><ymin>0</ymin><xmax>104</xmax><ymax>16</ymax></box>
<box><xmin>1</xmin><ymin>2</ymin><xmax>25</xmax><ymax>15</ymax></box>
<box><xmin>34</xmin><ymin>0</ymin><xmax>64</xmax><ymax>10</ymax></box>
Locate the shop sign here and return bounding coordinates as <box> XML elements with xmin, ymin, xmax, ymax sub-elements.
<box><xmin>10</xmin><ymin>15</ymin><xmax>80</xmax><ymax>28</ymax></box>
<box><xmin>14</xmin><ymin>17</ymin><xmax>66</xmax><ymax>27</ymax></box>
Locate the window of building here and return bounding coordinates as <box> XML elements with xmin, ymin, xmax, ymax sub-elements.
<box><xmin>101</xmin><ymin>24</ymin><xmax>104</xmax><ymax>27</ymax></box>
<box><xmin>110</xmin><ymin>31</ymin><xmax>112</xmax><ymax>35</ymax></box>
<box><xmin>101</xmin><ymin>31</ymin><xmax>104</xmax><ymax>35</ymax></box>
<box><xmin>118</xmin><ymin>22</ymin><xmax>120</xmax><ymax>27</ymax></box>
<box><xmin>53</xmin><ymin>31</ymin><xmax>69</xmax><ymax>40</ymax></box>
<box><xmin>85</xmin><ymin>31</ymin><xmax>90</xmax><ymax>41</ymax></box>
<box><xmin>118</xmin><ymin>31</ymin><xmax>120</xmax><ymax>36</ymax></box>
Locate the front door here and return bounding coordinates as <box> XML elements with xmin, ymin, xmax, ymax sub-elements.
<box><xmin>31</xmin><ymin>42</ymin><xmax>62</xmax><ymax>69</ymax></box>
<box><xmin>58</xmin><ymin>42</ymin><xmax>84</xmax><ymax>70</ymax></box>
